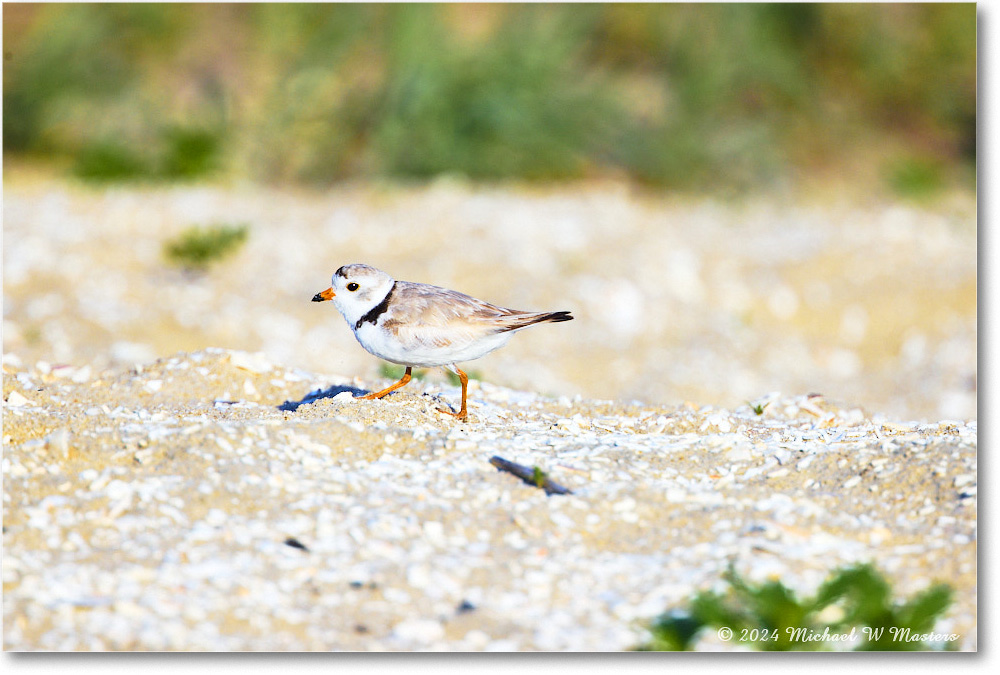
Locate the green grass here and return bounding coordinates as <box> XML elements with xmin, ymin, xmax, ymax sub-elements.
<box><xmin>73</xmin><ymin>139</ymin><xmax>151</xmax><ymax>183</ymax></box>
<box><xmin>158</xmin><ymin>126</ymin><xmax>223</xmax><ymax>180</ymax></box>
<box><xmin>4</xmin><ymin>3</ymin><xmax>976</xmax><ymax>191</ymax></box>
<box><xmin>885</xmin><ymin>156</ymin><xmax>947</xmax><ymax>199</ymax></box>
<box><xmin>163</xmin><ymin>224</ymin><xmax>249</xmax><ymax>271</ymax></box>
<box><xmin>635</xmin><ymin>563</ymin><xmax>955</xmax><ymax>651</ymax></box>
<box><xmin>72</xmin><ymin>125</ymin><xmax>223</xmax><ymax>183</ymax></box>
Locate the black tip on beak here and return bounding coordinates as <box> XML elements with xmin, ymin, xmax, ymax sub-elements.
<box><xmin>313</xmin><ymin>287</ymin><xmax>335</xmax><ymax>302</ymax></box>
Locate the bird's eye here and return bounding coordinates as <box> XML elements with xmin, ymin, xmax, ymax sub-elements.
<box><xmin>347</xmin><ymin>282</ymin><xmax>360</xmax><ymax>292</ymax></box>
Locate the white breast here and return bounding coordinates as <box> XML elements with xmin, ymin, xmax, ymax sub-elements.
<box><xmin>353</xmin><ymin>323</ymin><xmax>513</xmax><ymax>367</ymax></box>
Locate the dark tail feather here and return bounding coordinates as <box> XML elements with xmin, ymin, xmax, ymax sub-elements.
<box><xmin>501</xmin><ymin>310</ymin><xmax>573</xmax><ymax>332</ymax></box>
<box><xmin>537</xmin><ymin>311</ymin><xmax>573</xmax><ymax>324</ymax></box>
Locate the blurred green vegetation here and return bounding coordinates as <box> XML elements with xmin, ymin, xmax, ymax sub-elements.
<box><xmin>3</xmin><ymin>3</ymin><xmax>976</xmax><ymax>192</ymax></box>
<box><xmin>379</xmin><ymin>362</ymin><xmax>426</xmax><ymax>381</ymax></box>
<box><xmin>73</xmin><ymin>125</ymin><xmax>223</xmax><ymax>182</ymax></box>
<box><xmin>164</xmin><ymin>223</ymin><xmax>249</xmax><ymax>271</ymax></box>
<box><xmin>376</xmin><ymin>362</ymin><xmax>481</xmax><ymax>385</ymax></box>
<box><xmin>635</xmin><ymin>563</ymin><xmax>955</xmax><ymax>651</ymax></box>
<box><xmin>883</xmin><ymin>155</ymin><xmax>948</xmax><ymax>199</ymax></box>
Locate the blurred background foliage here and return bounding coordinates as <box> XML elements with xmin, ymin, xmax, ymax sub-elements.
<box><xmin>3</xmin><ymin>3</ymin><xmax>976</xmax><ymax>194</ymax></box>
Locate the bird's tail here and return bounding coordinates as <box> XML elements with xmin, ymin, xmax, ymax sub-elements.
<box><xmin>498</xmin><ymin>310</ymin><xmax>573</xmax><ymax>332</ymax></box>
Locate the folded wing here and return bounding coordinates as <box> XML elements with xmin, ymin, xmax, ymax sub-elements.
<box><xmin>385</xmin><ymin>282</ymin><xmax>572</xmax><ymax>351</ymax></box>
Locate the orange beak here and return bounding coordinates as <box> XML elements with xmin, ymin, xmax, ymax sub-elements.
<box><xmin>312</xmin><ymin>287</ymin><xmax>335</xmax><ymax>302</ymax></box>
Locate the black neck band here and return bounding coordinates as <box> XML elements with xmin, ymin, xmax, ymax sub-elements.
<box><xmin>356</xmin><ymin>282</ymin><xmax>396</xmax><ymax>330</ymax></box>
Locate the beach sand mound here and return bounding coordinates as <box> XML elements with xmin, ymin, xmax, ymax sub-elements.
<box><xmin>2</xmin><ymin>348</ymin><xmax>976</xmax><ymax>651</ymax></box>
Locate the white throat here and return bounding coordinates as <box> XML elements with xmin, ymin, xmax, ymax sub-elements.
<box><xmin>333</xmin><ymin>278</ymin><xmax>395</xmax><ymax>328</ymax></box>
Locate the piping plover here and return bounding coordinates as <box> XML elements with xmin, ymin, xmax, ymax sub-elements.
<box><xmin>312</xmin><ymin>264</ymin><xmax>573</xmax><ymax>420</ymax></box>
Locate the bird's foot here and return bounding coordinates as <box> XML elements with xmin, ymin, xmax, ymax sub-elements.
<box><xmin>436</xmin><ymin>405</ymin><xmax>468</xmax><ymax>421</ymax></box>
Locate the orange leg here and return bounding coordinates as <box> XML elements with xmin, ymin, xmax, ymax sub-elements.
<box><xmin>439</xmin><ymin>367</ymin><xmax>468</xmax><ymax>421</ymax></box>
<box><xmin>359</xmin><ymin>366</ymin><xmax>412</xmax><ymax>400</ymax></box>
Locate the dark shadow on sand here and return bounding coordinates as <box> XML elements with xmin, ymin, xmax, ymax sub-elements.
<box><xmin>278</xmin><ymin>384</ymin><xmax>369</xmax><ymax>411</ymax></box>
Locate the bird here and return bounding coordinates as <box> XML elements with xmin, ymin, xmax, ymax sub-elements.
<box><xmin>312</xmin><ymin>264</ymin><xmax>573</xmax><ymax>420</ymax></box>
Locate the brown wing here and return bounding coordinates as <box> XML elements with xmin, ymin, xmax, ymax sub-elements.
<box><xmin>383</xmin><ymin>281</ymin><xmax>571</xmax><ymax>350</ymax></box>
